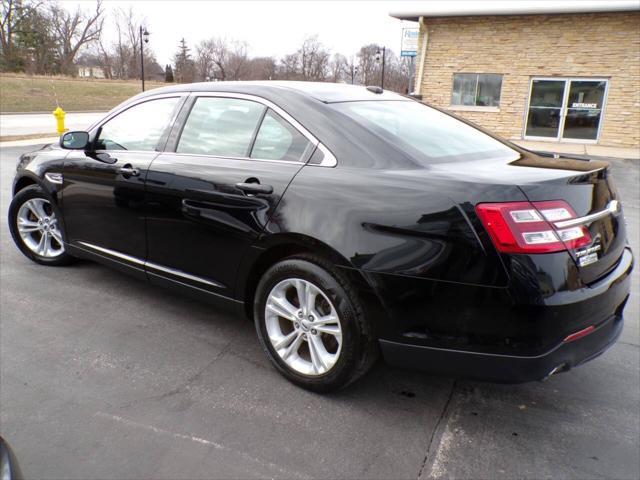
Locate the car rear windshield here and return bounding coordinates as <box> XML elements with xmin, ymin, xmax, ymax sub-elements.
<box><xmin>332</xmin><ymin>100</ymin><xmax>520</xmax><ymax>163</ymax></box>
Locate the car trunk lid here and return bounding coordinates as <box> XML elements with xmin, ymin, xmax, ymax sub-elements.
<box><xmin>513</xmin><ymin>155</ymin><xmax>626</xmax><ymax>285</ymax></box>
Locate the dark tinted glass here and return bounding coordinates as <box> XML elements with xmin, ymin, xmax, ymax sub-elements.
<box><xmin>452</xmin><ymin>74</ymin><xmax>476</xmax><ymax>106</ymax></box>
<box><xmin>97</xmin><ymin>97</ymin><xmax>180</xmax><ymax>151</ymax></box>
<box><xmin>529</xmin><ymin>80</ymin><xmax>565</xmax><ymax>107</ymax></box>
<box><xmin>476</xmin><ymin>74</ymin><xmax>502</xmax><ymax>107</ymax></box>
<box><xmin>452</xmin><ymin>74</ymin><xmax>502</xmax><ymax>107</ymax></box>
<box><xmin>334</xmin><ymin>100</ymin><xmax>519</xmax><ymax>163</ymax></box>
<box><xmin>177</xmin><ymin>97</ymin><xmax>265</xmax><ymax>157</ymax></box>
<box><xmin>251</xmin><ymin>109</ymin><xmax>311</xmax><ymax>162</ymax></box>
<box><xmin>567</xmin><ymin>81</ymin><xmax>606</xmax><ymax>109</ymax></box>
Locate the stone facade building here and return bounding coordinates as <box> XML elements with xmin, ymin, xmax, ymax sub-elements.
<box><xmin>391</xmin><ymin>2</ymin><xmax>640</xmax><ymax>149</ymax></box>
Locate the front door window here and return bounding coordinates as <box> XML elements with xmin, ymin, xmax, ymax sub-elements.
<box><xmin>525</xmin><ymin>78</ymin><xmax>607</xmax><ymax>142</ymax></box>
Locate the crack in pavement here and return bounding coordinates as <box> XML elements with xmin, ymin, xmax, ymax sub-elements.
<box><xmin>116</xmin><ymin>337</ymin><xmax>237</xmax><ymax>410</ymax></box>
<box><xmin>417</xmin><ymin>380</ymin><xmax>457</xmax><ymax>479</ymax></box>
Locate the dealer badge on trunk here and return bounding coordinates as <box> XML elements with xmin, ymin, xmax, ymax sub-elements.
<box><xmin>576</xmin><ymin>244</ymin><xmax>601</xmax><ymax>267</ymax></box>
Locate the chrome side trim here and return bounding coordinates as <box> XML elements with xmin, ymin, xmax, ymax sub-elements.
<box><xmin>77</xmin><ymin>241</ymin><xmax>224</xmax><ymax>289</ymax></box>
<box><xmin>78</xmin><ymin>242</ymin><xmax>145</xmax><ymax>266</ymax></box>
<box><xmin>145</xmin><ymin>261</ymin><xmax>223</xmax><ymax>288</ymax></box>
<box><xmin>554</xmin><ymin>200</ymin><xmax>620</xmax><ymax>229</ymax></box>
<box><xmin>44</xmin><ymin>172</ymin><xmax>64</xmax><ymax>184</ymax></box>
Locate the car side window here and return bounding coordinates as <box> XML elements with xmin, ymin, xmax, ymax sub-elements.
<box><xmin>250</xmin><ymin>109</ymin><xmax>312</xmax><ymax>162</ymax></box>
<box><xmin>96</xmin><ymin>97</ymin><xmax>180</xmax><ymax>151</ymax></box>
<box><xmin>177</xmin><ymin>97</ymin><xmax>266</xmax><ymax>157</ymax></box>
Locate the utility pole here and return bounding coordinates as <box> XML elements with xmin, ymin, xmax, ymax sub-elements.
<box><xmin>140</xmin><ymin>26</ymin><xmax>149</xmax><ymax>92</ymax></box>
<box><xmin>376</xmin><ymin>47</ymin><xmax>386</xmax><ymax>90</ymax></box>
<box><xmin>381</xmin><ymin>46</ymin><xmax>386</xmax><ymax>90</ymax></box>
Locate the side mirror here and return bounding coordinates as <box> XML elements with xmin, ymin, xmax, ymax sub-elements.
<box><xmin>60</xmin><ymin>131</ymin><xmax>90</xmax><ymax>150</ymax></box>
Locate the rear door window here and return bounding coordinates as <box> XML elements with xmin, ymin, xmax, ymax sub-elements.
<box><xmin>177</xmin><ymin>97</ymin><xmax>265</xmax><ymax>157</ymax></box>
<box><xmin>250</xmin><ymin>109</ymin><xmax>312</xmax><ymax>162</ymax></box>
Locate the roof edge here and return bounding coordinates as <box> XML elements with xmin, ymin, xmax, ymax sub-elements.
<box><xmin>390</xmin><ymin>0</ymin><xmax>640</xmax><ymax>22</ymax></box>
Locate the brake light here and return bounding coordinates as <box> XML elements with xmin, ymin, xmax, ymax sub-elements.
<box><xmin>475</xmin><ymin>200</ymin><xmax>591</xmax><ymax>254</ymax></box>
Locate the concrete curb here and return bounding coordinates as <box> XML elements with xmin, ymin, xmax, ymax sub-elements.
<box><xmin>0</xmin><ymin>137</ymin><xmax>58</xmax><ymax>147</ymax></box>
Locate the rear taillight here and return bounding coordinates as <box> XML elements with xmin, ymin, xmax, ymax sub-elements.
<box><xmin>475</xmin><ymin>200</ymin><xmax>591</xmax><ymax>254</ymax></box>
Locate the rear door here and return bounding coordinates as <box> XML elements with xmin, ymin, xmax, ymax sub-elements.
<box><xmin>145</xmin><ymin>94</ymin><xmax>315</xmax><ymax>298</ymax></box>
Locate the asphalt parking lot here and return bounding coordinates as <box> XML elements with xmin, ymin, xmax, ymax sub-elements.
<box><xmin>1</xmin><ymin>144</ymin><xmax>638</xmax><ymax>479</ymax></box>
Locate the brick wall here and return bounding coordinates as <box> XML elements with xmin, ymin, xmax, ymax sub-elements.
<box><xmin>415</xmin><ymin>12</ymin><xmax>640</xmax><ymax>148</ymax></box>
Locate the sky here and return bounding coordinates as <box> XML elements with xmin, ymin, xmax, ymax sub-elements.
<box><xmin>58</xmin><ymin>0</ymin><xmax>423</xmax><ymax>66</ymax></box>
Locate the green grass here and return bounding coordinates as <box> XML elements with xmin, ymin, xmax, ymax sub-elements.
<box><xmin>0</xmin><ymin>74</ymin><xmax>165</xmax><ymax>113</ymax></box>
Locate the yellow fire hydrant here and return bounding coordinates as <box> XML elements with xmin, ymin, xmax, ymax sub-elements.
<box><xmin>52</xmin><ymin>107</ymin><xmax>67</xmax><ymax>134</ymax></box>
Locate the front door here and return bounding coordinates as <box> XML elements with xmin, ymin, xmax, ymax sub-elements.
<box><xmin>145</xmin><ymin>95</ymin><xmax>315</xmax><ymax>298</ymax></box>
<box><xmin>525</xmin><ymin>78</ymin><xmax>607</xmax><ymax>142</ymax></box>
<box><xmin>63</xmin><ymin>96</ymin><xmax>183</xmax><ymax>272</ymax></box>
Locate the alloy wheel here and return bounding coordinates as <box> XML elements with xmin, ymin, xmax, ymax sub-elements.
<box><xmin>16</xmin><ymin>198</ymin><xmax>65</xmax><ymax>258</ymax></box>
<box><xmin>265</xmin><ymin>278</ymin><xmax>343</xmax><ymax>376</ymax></box>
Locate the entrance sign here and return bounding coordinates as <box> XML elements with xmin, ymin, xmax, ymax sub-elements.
<box><xmin>401</xmin><ymin>28</ymin><xmax>419</xmax><ymax>57</ymax></box>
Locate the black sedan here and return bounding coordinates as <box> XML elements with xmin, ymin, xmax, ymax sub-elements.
<box><xmin>8</xmin><ymin>82</ymin><xmax>633</xmax><ymax>392</ymax></box>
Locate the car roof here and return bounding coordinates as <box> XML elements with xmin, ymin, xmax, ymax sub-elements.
<box><xmin>138</xmin><ymin>80</ymin><xmax>407</xmax><ymax>104</ymax></box>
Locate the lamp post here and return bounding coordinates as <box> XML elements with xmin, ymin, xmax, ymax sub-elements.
<box><xmin>375</xmin><ymin>47</ymin><xmax>386</xmax><ymax>90</ymax></box>
<box><xmin>140</xmin><ymin>26</ymin><xmax>149</xmax><ymax>91</ymax></box>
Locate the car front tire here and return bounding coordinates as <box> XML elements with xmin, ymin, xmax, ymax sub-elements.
<box><xmin>8</xmin><ymin>185</ymin><xmax>73</xmax><ymax>266</ymax></box>
<box><xmin>254</xmin><ymin>255</ymin><xmax>377</xmax><ymax>392</ymax></box>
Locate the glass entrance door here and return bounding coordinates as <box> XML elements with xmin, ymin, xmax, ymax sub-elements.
<box><xmin>525</xmin><ymin>78</ymin><xmax>607</xmax><ymax>142</ymax></box>
<box><xmin>525</xmin><ymin>79</ymin><xmax>565</xmax><ymax>139</ymax></box>
<box><xmin>563</xmin><ymin>80</ymin><xmax>606</xmax><ymax>140</ymax></box>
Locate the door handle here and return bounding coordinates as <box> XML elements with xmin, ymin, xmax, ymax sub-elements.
<box><xmin>118</xmin><ymin>165</ymin><xmax>140</xmax><ymax>177</ymax></box>
<box><xmin>235</xmin><ymin>182</ymin><xmax>273</xmax><ymax>195</ymax></box>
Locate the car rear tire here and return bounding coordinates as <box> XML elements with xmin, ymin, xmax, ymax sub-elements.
<box><xmin>8</xmin><ymin>185</ymin><xmax>73</xmax><ymax>266</ymax></box>
<box><xmin>254</xmin><ymin>255</ymin><xmax>377</xmax><ymax>392</ymax></box>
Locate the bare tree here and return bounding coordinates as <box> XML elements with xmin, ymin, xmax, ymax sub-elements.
<box><xmin>356</xmin><ymin>43</ymin><xmax>382</xmax><ymax>86</ymax></box>
<box><xmin>299</xmin><ymin>35</ymin><xmax>329</xmax><ymax>80</ymax></box>
<box><xmin>329</xmin><ymin>53</ymin><xmax>347</xmax><ymax>83</ymax></box>
<box><xmin>226</xmin><ymin>40</ymin><xmax>248</xmax><ymax>80</ymax></box>
<box><xmin>245</xmin><ymin>56</ymin><xmax>277</xmax><ymax>80</ymax></box>
<box><xmin>48</xmin><ymin>0</ymin><xmax>104</xmax><ymax>76</ymax></box>
<box><xmin>345</xmin><ymin>55</ymin><xmax>359</xmax><ymax>84</ymax></box>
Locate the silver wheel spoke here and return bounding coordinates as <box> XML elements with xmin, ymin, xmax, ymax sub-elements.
<box><xmin>274</xmin><ymin>330</ymin><xmax>299</xmax><ymax>350</ymax></box>
<box><xmin>313</xmin><ymin>314</ymin><xmax>339</xmax><ymax>326</ymax></box>
<box><xmin>308</xmin><ymin>334</ymin><xmax>327</xmax><ymax>373</ymax></box>
<box><xmin>50</xmin><ymin>228</ymin><xmax>63</xmax><ymax>245</ymax></box>
<box><xmin>281</xmin><ymin>333</ymin><xmax>304</xmax><ymax>360</ymax></box>
<box><xmin>266</xmin><ymin>296</ymin><xmax>299</xmax><ymax>322</ymax></box>
<box><xmin>36</xmin><ymin>232</ymin><xmax>48</xmax><ymax>255</ymax></box>
<box><xmin>26</xmin><ymin>199</ymin><xmax>47</xmax><ymax>220</ymax></box>
<box><xmin>18</xmin><ymin>219</ymin><xmax>39</xmax><ymax>234</ymax></box>
<box><xmin>265</xmin><ymin>278</ymin><xmax>342</xmax><ymax>377</ymax></box>
<box><xmin>314</xmin><ymin>324</ymin><xmax>341</xmax><ymax>337</ymax></box>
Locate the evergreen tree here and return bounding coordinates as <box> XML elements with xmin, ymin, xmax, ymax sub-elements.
<box><xmin>164</xmin><ymin>64</ymin><xmax>174</xmax><ymax>82</ymax></box>
<box><xmin>173</xmin><ymin>38</ymin><xmax>195</xmax><ymax>83</ymax></box>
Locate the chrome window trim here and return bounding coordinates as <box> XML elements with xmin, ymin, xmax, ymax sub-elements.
<box><xmin>553</xmin><ymin>200</ymin><xmax>620</xmax><ymax>229</ymax></box>
<box><xmin>77</xmin><ymin>241</ymin><xmax>223</xmax><ymax>288</ymax></box>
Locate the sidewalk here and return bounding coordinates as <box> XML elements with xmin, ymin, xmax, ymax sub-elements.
<box><xmin>513</xmin><ymin>139</ymin><xmax>640</xmax><ymax>160</ymax></box>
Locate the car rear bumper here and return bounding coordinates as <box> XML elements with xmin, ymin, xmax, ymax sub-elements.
<box><xmin>380</xmin><ymin>312</ymin><xmax>623</xmax><ymax>383</ymax></box>
<box><xmin>377</xmin><ymin>247</ymin><xmax>633</xmax><ymax>383</ymax></box>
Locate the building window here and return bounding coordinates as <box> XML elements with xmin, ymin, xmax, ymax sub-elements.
<box><xmin>452</xmin><ymin>74</ymin><xmax>502</xmax><ymax>107</ymax></box>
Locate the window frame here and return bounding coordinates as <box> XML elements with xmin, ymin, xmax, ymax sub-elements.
<box><xmin>168</xmin><ymin>92</ymin><xmax>336</xmax><ymax>167</ymax></box>
<box><xmin>450</xmin><ymin>73</ymin><xmax>503</xmax><ymax>111</ymax></box>
<box><xmin>89</xmin><ymin>94</ymin><xmax>188</xmax><ymax>153</ymax></box>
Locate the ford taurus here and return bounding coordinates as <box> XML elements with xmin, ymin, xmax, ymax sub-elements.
<box><xmin>8</xmin><ymin>82</ymin><xmax>633</xmax><ymax>391</ymax></box>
